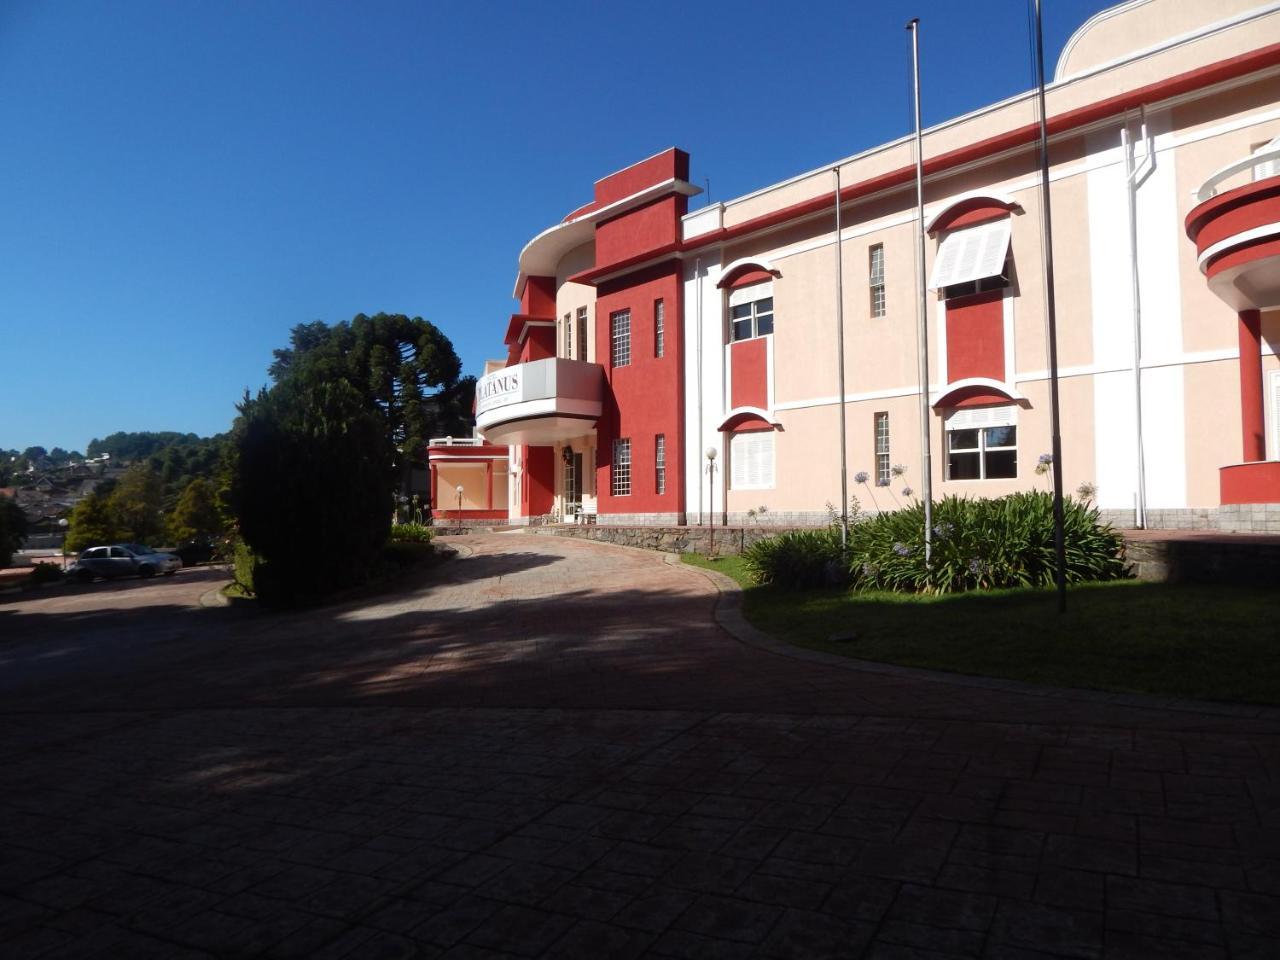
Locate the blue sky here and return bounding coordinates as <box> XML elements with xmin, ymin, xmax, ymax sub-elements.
<box><xmin>1</xmin><ymin>0</ymin><xmax>1110</xmax><ymax>452</ymax></box>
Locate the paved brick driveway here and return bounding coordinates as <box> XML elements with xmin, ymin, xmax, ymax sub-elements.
<box><xmin>2</xmin><ymin>534</ymin><xmax>1278</xmax><ymax>958</ymax></box>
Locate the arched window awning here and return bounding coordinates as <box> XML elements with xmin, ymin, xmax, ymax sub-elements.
<box><xmin>932</xmin><ymin>378</ymin><xmax>1025</xmax><ymax>409</ymax></box>
<box><xmin>925</xmin><ymin>192</ymin><xmax>1021</xmax><ymax>235</ymax></box>
<box><xmin>716</xmin><ymin>257</ymin><xmax>781</xmax><ymax>290</ymax></box>
<box><xmin>717</xmin><ymin>407</ymin><xmax>778</xmax><ymax>432</ymax></box>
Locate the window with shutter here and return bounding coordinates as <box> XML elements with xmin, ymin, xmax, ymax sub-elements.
<box><xmin>730</xmin><ymin>431</ymin><xmax>775</xmax><ymax>490</ymax></box>
<box><xmin>929</xmin><ymin>219</ymin><xmax>1012</xmax><ymax>292</ymax></box>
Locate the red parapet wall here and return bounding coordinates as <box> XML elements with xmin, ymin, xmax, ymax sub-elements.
<box><xmin>1220</xmin><ymin>461</ymin><xmax>1280</xmax><ymax>504</ymax></box>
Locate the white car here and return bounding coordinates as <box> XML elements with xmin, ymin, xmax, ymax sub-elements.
<box><xmin>71</xmin><ymin>544</ymin><xmax>183</xmax><ymax>581</ymax></box>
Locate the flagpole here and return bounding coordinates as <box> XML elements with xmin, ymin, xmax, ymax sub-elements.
<box><xmin>908</xmin><ymin>18</ymin><xmax>934</xmax><ymax>565</ymax></box>
<box><xmin>1032</xmin><ymin>0</ymin><xmax>1068</xmax><ymax>612</ymax></box>
<box><xmin>834</xmin><ymin>166</ymin><xmax>849</xmax><ymax>551</ymax></box>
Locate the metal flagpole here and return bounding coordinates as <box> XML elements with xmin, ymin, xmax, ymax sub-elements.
<box><xmin>908</xmin><ymin>18</ymin><xmax>933</xmax><ymax>565</ymax></box>
<box><xmin>834</xmin><ymin>167</ymin><xmax>849</xmax><ymax>551</ymax></box>
<box><xmin>1032</xmin><ymin>0</ymin><xmax>1068</xmax><ymax>612</ymax></box>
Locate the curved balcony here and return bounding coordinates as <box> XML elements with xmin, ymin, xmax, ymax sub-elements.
<box><xmin>1185</xmin><ymin>146</ymin><xmax>1280</xmax><ymax>311</ymax></box>
<box><xmin>1185</xmin><ymin>147</ymin><xmax>1280</xmax><ymax>508</ymax></box>
<box><xmin>475</xmin><ymin>357</ymin><xmax>604</xmax><ymax>446</ymax></box>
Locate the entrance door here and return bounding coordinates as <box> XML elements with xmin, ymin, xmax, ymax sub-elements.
<box><xmin>564</xmin><ymin>452</ymin><xmax>583</xmax><ymax>517</ymax></box>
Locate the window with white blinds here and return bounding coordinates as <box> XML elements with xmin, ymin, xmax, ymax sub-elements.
<box><xmin>1269</xmin><ymin>369</ymin><xmax>1280</xmax><ymax>459</ymax></box>
<box><xmin>929</xmin><ymin>218</ymin><xmax>1012</xmax><ymax>292</ymax></box>
<box><xmin>944</xmin><ymin>404</ymin><xmax>1017</xmax><ymax>480</ymax></box>
<box><xmin>730</xmin><ymin>431</ymin><xmax>775</xmax><ymax>490</ymax></box>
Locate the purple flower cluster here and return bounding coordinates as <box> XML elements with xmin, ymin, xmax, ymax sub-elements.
<box><xmin>892</xmin><ymin>542</ymin><xmax>911</xmax><ymax>557</ymax></box>
<box><xmin>854</xmin><ymin>471</ymin><xmax>869</xmax><ymax>484</ymax></box>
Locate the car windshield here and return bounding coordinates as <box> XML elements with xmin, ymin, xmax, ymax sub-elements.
<box><xmin>123</xmin><ymin>544</ymin><xmax>155</xmax><ymax>554</ymax></box>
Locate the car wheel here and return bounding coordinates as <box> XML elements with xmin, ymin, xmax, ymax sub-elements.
<box><xmin>76</xmin><ymin>569</ymin><xmax>95</xmax><ymax>583</ymax></box>
<box><xmin>163</xmin><ymin>569</ymin><xmax>176</xmax><ymax>577</ymax></box>
<box><xmin>139</xmin><ymin>565</ymin><xmax>156</xmax><ymax>578</ymax></box>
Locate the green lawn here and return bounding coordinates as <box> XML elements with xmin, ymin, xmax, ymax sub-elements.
<box><xmin>683</xmin><ymin>553</ymin><xmax>1280</xmax><ymax>705</ymax></box>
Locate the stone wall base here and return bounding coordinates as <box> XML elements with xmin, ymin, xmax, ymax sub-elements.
<box><xmin>1099</xmin><ymin>505</ymin><xmax>1280</xmax><ymax>534</ymax></box>
<box><xmin>1218</xmin><ymin>503</ymin><xmax>1280</xmax><ymax>534</ymax></box>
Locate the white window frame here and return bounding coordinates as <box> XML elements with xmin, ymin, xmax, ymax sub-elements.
<box><xmin>944</xmin><ymin>405</ymin><xmax>1018</xmax><ymax>481</ymax></box>
<box><xmin>654</xmin><ymin>299</ymin><xmax>665</xmax><ymax>358</ymax></box>
<box><xmin>869</xmin><ymin>244</ymin><xmax>886</xmax><ymax>318</ymax></box>
<box><xmin>611</xmin><ymin>437</ymin><xmax>631</xmax><ymax>496</ymax></box>
<box><xmin>563</xmin><ymin>312</ymin><xmax>572</xmax><ymax>358</ymax></box>
<box><xmin>730</xmin><ymin>430</ymin><xmax>775</xmax><ymax>490</ymax></box>
<box><xmin>728</xmin><ymin>282</ymin><xmax>775</xmax><ymax>342</ymax></box>
<box><xmin>874</xmin><ymin>412</ymin><xmax>890</xmax><ymax>486</ymax></box>
<box><xmin>577</xmin><ymin>306</ymin><xmax>589</xmax><ymax>361</ymax></box>
<box><xmin>610</xmin><ymin>309</ymin><xmax>631</xmax><ymax>368</ymax></box>
<box><xmin>655</xmin><ymin>433</ymin><xmax>666</xmax><ymax>495</ymax></box>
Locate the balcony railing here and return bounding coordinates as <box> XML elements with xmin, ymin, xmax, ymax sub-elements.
<box><xmin>1195</xmin><ymin>144</ymin><xmax>1280</xmax><ymax>202</ymax></box>
<box><xmin>428</xmin><ymin>436</ymin><xmax>484</xmax><ymax>447</ymax></box>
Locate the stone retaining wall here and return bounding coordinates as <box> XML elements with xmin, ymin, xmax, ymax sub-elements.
<box><xmin>527</xmin><ymin>524</ymin><xmax>801</xmax><ymax>555</ymax></box>
<box><xmin>1123</xmin><ymin>534</ymin><xmax>1280</xmax><ymax>585</ymax></box>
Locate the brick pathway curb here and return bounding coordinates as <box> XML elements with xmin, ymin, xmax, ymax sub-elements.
<box><xmin>675</xmin><ymin>553</ymin><xmax>1280</xmax><ymax>725</ymax></box>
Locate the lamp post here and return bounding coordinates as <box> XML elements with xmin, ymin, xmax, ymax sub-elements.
<box><xmin>455</xmin><ymin>484</ymin><xmax>464</xmax><ymax>531</ymax></box>
<box><xmin>705</xmin><ymin>447</ymin><xmax>717</xmax><ymax>526</ymax></box>
<box><xmin>58</xmin><ymin>517</ymin><xmax>68</xmax><ymax>569</ymax></box>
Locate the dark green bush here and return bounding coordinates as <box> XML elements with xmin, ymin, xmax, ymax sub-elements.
<box><xmin>389</xmin><ymin>522</ymin><xmax>433</xmax><ymax>544</ymax></box>
<box><xmin>26</xmin><ymin>562</ymin><xmax>63</xmax><ymax>586</ymax></box>
<box><xmin>0</xmin><ymin>497</ymin><xmax>28</xmax><ymax>568</ymax></box>
<box><xmin>742</xmin><ymin>527</ymin><xmax>846</xmax><ymax>588</ymax></box>
<box><xmin>228</xmin><ymin>378</ymin><xmax>394</xmax><ymax>606</ymax></box>
<box><xmin>849</xmin><ymin>492</ymin><xmax>1128</xmax><ymax>593</ymax></box>
<box><xmin>232</xmin><ymin>541</ymin><xmax>257</xmax><ymax>595</ymax></box>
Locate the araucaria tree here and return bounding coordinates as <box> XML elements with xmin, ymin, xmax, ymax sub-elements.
<box><xmin>228</xmin><ymin>377</ymin><xmax>393</xmax><ymax>604</ymax></box>
<box><xmin>268</xmin><ymin>314</ymin><xmax>476</xmax><ymax>491</ymax></box>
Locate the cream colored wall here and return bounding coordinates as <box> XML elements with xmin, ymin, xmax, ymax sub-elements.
<box><xmin>434</xmin><ymin>464</ymin><xmax>491</xmax><ymax>511</ymax></box>
<box><xmin>1173</xmin><ymin>80</ymin><xmax>1280</xmax><ymax>354</ymax></box>
<box><xmin>1183</xmin><ymin>360</ymin><xmax>1243</xmax><ymax>505</ymax></box>
<box><xmin>556</xmin><ymin>242</ymin><xmax>596</xmax><ymax>362</ymax></box>
<box><xmin>1057</xmin><ymin>0</ymin><xmax>1267</xmax><ymax>80</ymax></box>
<box><xmin>713</xmin><ymin>4</ymin><xmax>1280</xmax><ymax>241</ymax></box>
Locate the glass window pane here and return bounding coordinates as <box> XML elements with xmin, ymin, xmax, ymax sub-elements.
<box><xmin>948</xmin><ymin>451</ymin><xmax>981</xmax><ymax>480</ymax></box>
<box><xmin>756</xmin><ymin>314</ymin><xmax>774</xmax><ymax>336</ymax></box>
<box><xmin>985</xmin><ymin>449</ymin><xmax>1017</xmax><ymax>478</ymax></box>
<box><xmin>948</xmin><ymin>428</ymin><xmax>980</xmax><ymax>451</ymax></box>
<box><xmin>984</xmin><ymin>425</ymin><xmax>1016</xmax><ymax>448</ymax></box>
<box><xmin>730</xmin><ymin>303</ymin><xmax>752</xmax><ymax>319</ymax></box>
<box><xmin>732</xmin><ymin>318</ymin><xmax>752</xmax><ymax>341</ymax></box>
<box><xmin>754</xmin><ymin>297</ymin><xmax>773</xmax><ymax>312</ymax></box>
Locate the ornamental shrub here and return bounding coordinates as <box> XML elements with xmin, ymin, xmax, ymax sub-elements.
<box><xmin>389</xmin><ymin>522</ymin><xmax>433</xmax><ymax>544</ymax></box>
<box><xmin>742</xmin><ymin>526</ymin><xmax>846</xmax><ymax>588</ymax></box>
<box><xmin>849</xmin><ymin>491</ymin><xmax>1127</xmax><ymax>593</ymax></box>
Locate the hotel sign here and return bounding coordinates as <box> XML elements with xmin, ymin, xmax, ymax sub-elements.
<box><xmin>476</xmin><ymin>368</ymin><xmax>523</xmax><ymax>415</ymax></box>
